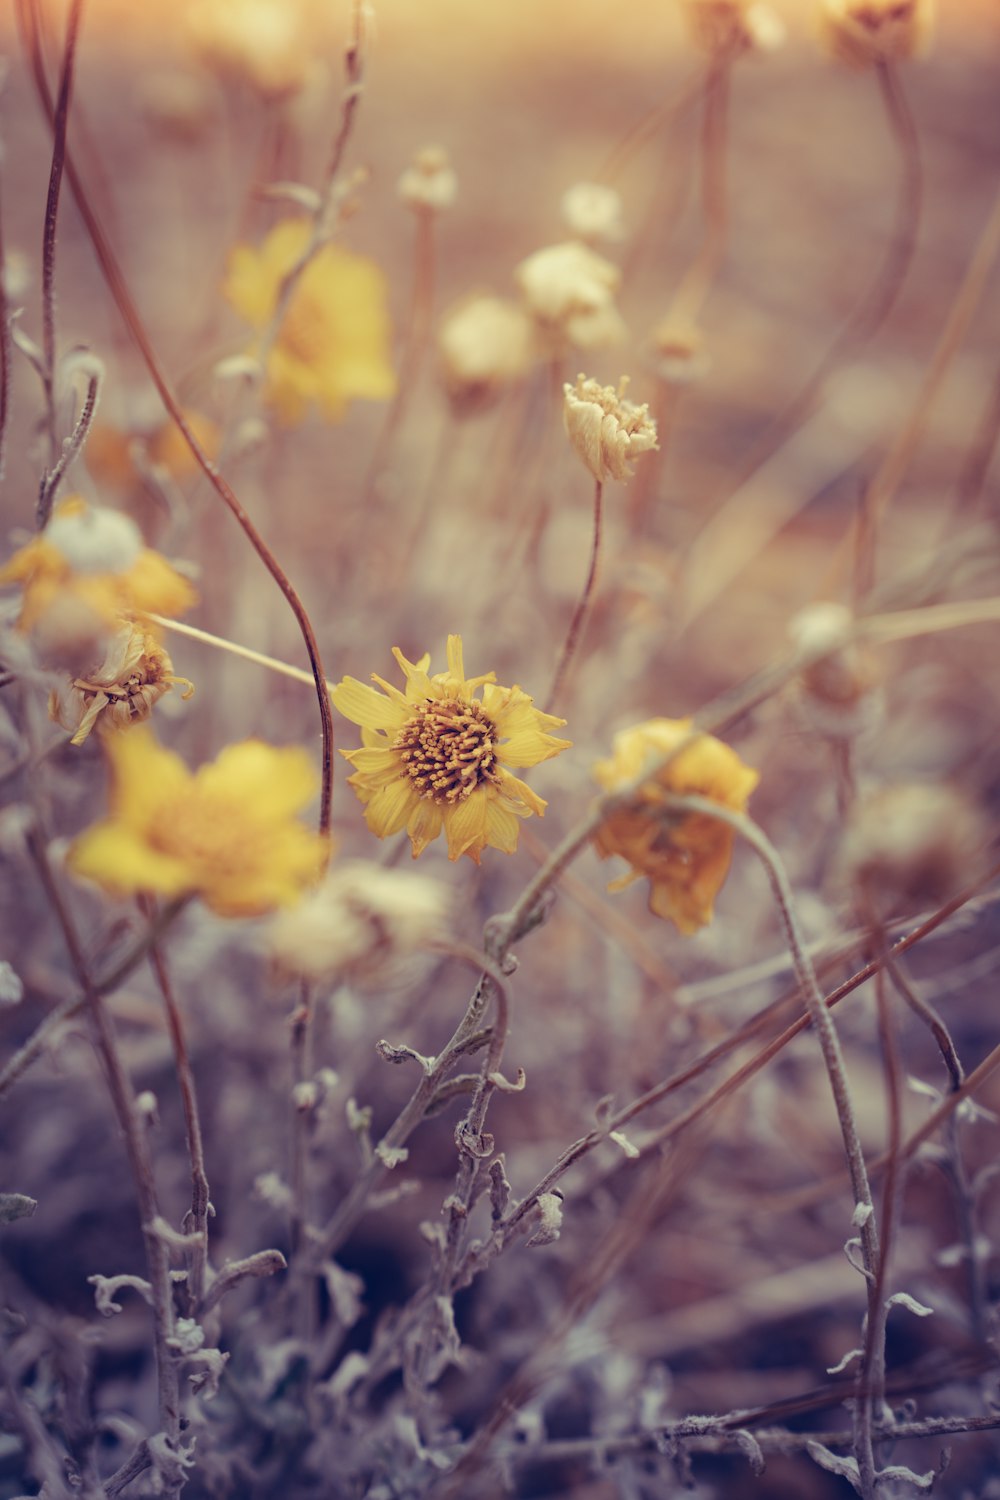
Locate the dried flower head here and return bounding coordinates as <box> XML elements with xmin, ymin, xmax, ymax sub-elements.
<box><xmin>223</xmin><ymin>219</ymin><xmax>396</xmax><ymax>425</ymax></box>
<box><xmin>68</xmin><ymin>726</ymin><xmax>325</xmax><ymax>916</ymax></box>
<box><xmin>51</xmin><ymin>622</ymin><xmax>194</xmax><ymax>747</ymax></box>
<box><xmin>437</xmin><ymin>294</ymin><xmax>536</xmax><ymax>411</ymax></box>
<box><xmin>515</xmin><ymin>241</ymin><xmax>627</xmax><ymax>351</ymax></box>
<box><xmin>1</xmin><ymin>497</ymin><xmax>197</xmax><ymax>631</ymax></box>
<box><xmin>266</xmin><ymin>862</ymin><xmax>450</xmax><ymax>987</ymax></box>
<box><xmin>837</xmin><ymin>782</ymin><xmax>986</xmax><ymax>915</ymax></box>
<box><xmin>819</xmin><ymin>0</ymin><xmax>933</xmax><ymax>67</ymax></box>
<box><xmin>592</xmin><ymin>718</ymin><xmax>759</xmax><ymax>934</ymax></box>
<box><xmin>560</xmin><ymin>182</ymin><xmax>625</xmax><ymax>245</ymax></box>
<box><xmin>331</xmin><ymin>635</ymin><xmax>571</xmax><ymax>864</ymax></box>
<box><xmin>789</xmin><ymin>601</ymin><xmax>878</xmax><ymax>737</ymax></box>
<box><xmin>563</xmin><ymin>374</ymin><xmax>658</xmax><ymax>484</ymax></box>
<box><xmin>189</xmin><ymin>0</ymin><xmax>312</xmax><ymax>99</ymax></box>
<box><xmin>397</xmin><ymin>146</ymin><xmax>458</xmax><ymax>213</ymax></box>
<box><xmin>683</xmin><ymin>0</ymin><xmax>786</xmax><ymax>58</ymax></box>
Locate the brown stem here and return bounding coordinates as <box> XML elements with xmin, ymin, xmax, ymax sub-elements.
<box><xmin>26</xmin><ymin>831</ymin><xmax>183</xmax><ymax>1486</ymax></box>
<box><xmin>545</xmin><ymin>478</ymin><xmax>603</xmax><ymax>713</ymax></box>
<box><xmin>668</xmin><ymin>62</ymin><xmax>730</xmax><ymax>328</ymax></box>
<box><xmin>39</xmin><ymin>0</ymin><xmax>83</xmax><ymax>472</ymax></box>
<box><xmin>138</xmin><ymin>894</ymin><xmax>210</xmax><ymax>1315</ymax></box>
<box><xmin>16</xmin><ymin>0</ymin><xmax>335</xmax><ymax>843</ymax></box>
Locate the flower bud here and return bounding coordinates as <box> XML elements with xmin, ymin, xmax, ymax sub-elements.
<box><xmin>819</xmin><ymin>0</ymin><xmax>933</xmax><ymax>67</ymax></box>
<box><xmin>437</xmin><ymin>294</ymin><xmax>536</xmax><ymax>411</ymax></box>
<box><xmin>838</xmin><ymin>782</ymin><xmax>987</xmax><ymax>915</ymax></box>
<box><xmin>398</xmin><ymin>147</ymin><xmax>457</xmax><ymax>213</ymax></box>
<box><xmin>560</xmin><ymin>182</ymin><xmax>624</xmax><ymax>245</ymax></box>
<box><xmin>789</xmin><ymin>602</ymin><xmax>878</xmax><ymax>739</ymax></box>
<box><xmin>683</xmin><ymin>0</ymin><xmax>786</xmax><ymax>59</ymax></box>
<box><xmin>515</xmin><ymin>241</ymin><xmax>627</xmax><ymax>351</ymax></box>
<box><xmin>649</xmin><ymin>320</ymin><xmax>711</xmax><ymax>386</ymax></box>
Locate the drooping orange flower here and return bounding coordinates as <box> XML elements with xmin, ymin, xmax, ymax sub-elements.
<box><xmin>592</xmin><ymin>718</ymin><xmax>759</xmax><ymax>934</ymax></box>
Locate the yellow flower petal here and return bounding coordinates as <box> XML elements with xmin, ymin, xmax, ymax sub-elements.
<box><xmin>332</xmin><ymin>676</ymin><xmax>408</xmax><ymax>731</ymax></box>
<box><xmin>444</xmin><ymin>792</ymin><xmax>488</xmax><ymax>862</ymax></box>
<box><xmin>364</xmin><ymin>777</ymin><xmax>418</xmax><ymax>839</ymax></box>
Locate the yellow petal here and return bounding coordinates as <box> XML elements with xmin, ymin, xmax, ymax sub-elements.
<box><xmin>485</xmin><ymin>796</ymin><xmax>521</xmax><ymax>854</ymax></box>
<box><xmin>406</xmin><ymin>797</ymin><xmax>444</xmax><ymax>857</ymax></box>
<box><xmin>497</xmin><ymin>768</ymin><xmax>547</xmax><ymax>818</ymax></box>
<box><xmin>198</xmin><ymin>741</ymin><xmax>317</xmax><ymax>819</ymax></box>
<box><xmin>331</xmin><ymin>676</ymin><xmax>406</xmax><ymax>731</ymax></box>
<box><xmin>68</xmin><ymin>821</ymin><xmax>193</xmax><ymax>899</ymax></box>
<box><xmin>444</xmin><ymin>791</ymin><xmax>488</xmax><ymax>861</ymax></box>
<box><xmin>364</xmin><ymin>777</ymin><xmax>418</xmax><ymax>838</ymax></box>
<box><xmin>446</xmin><ymin>634</ymin><xmax>465</xmax><ymax>683</ymax></box>
<box><xmin>106</xmin><ymin>725</ymin><xmax>191</xmax><ymax>835</ymax></box>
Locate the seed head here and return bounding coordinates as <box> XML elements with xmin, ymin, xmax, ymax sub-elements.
<box><xmin>819</xmin><ymin>0</ymin><xmax>933</xmax><ymax>67</ymax></box>
<box><xmin>563</xmin><ymin>374</ymin><xmax>658</xmax><ymax>484</ymax></box>
<box><xmin>560</xmin><ymin>182</ymin><xmax>625</xmax><ymax>245</ymax></box>
<box><xmin>398</xmin><ymin>146</ymin><xmax>458</xmax><ymax>212</ymax></box>
<box><xmin>515</xmin><ymin>241</ymin><xmax>627</xmax><ymax>351</ymax></box>
<box><xmin>437</xmin><ymin>294</ymin><xmax>536</xmax><ymax>411</ymax></box>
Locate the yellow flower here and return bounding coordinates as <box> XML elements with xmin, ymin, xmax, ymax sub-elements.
<box><xmin>68</xmin><ymin>726</ymin><xmax>325</xmax><ymax>917</ymax></box>
<box><xmin>592</xmin><ymin>718</ymin><xmax>759</xmax><ymax>935</ymax></box>
<box><xmin>188</xmin><ymin>0</ymin><xmax>312</xmax><ymax>100</ymax></box>
<box><xmin>0</xmin><ymin>497</ymin><xmax>196</xmax><ymax>632</ymax></box>
<box><xmin>51</xmin><ymin>622</ymin><xmax>195</xmax><ymax>747</ymax></box>
<box><xmin>331</xmin><ymin>635</ymin><xmax>571</xmax><ymax>863</ymax></box>
<box><xmin>223</xmin><ymin>219</ymin><xmax>396</xmax><ymax>425</ymax></box>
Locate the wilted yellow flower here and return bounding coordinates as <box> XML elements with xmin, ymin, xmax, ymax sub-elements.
<box><xmin>515</xmin><ymin>241</ymin><xmax>627</xmax><ymax>351</ymax></box>
<box><xmin>819</xmin><ymin>0</ymin><xmax>933</xmax><ymax>67</ymax></box>
<box><xmin>86</xmin><ymin>409</ymin><xmax>220</xmax><ymax>494</ymax></box>
<box><xmin>331</xmin><ymin>635</ymin><xmax>571</xmax><ymax>863</ymax></box>
<box><xmin>563</xmin><ymin>374</ymin><xmax>658</xmax><ymax>484</ymax></box>
<box><xmin>683</xmin><ymin>0</ymin><xmax>786</xmax><ymax>57</ymax></box>
<box><xmin>437</xmin><ymin>294</ymin><xmax>536</xmax><ymax>411</ymax></box>
<box><xmin>68</xmin><ymin>726</ymin><xmax>324</xmax><ymax>916</ymax></box>
<box><xmin>592</xmin><ymin>718</ymin><xmax>759</xmax><ymax>934</ymax></box>
<box><xmin>189</xmin><ymin>0</ymin><xmax>312</xmax><ymax>99</ymax></box>
<box><xmin>0</xmin><ymin>497</ymin><xmax>196</xmax><ymax>632</ymax></box>
<box><xmin>51</xmin><ymin>622</ymin><xmax>194</xmax><ymax>746</ymax></box>
<box><xmin>223</xmin><ymin>219</ymin><xmax>396</xmax><ymax>425</ymax></box>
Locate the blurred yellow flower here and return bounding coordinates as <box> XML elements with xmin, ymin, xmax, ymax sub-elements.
<box><xmin>592</xmin><ymin>718</ymin><xmax>759</xmax><ymax>935</ymax></box>
<box><xmin>51</xmin><ymin>622</ymin><xmax>194</xmax><ymax>747</ymax></box>
<box><xmin>188</xmin><ymin>0</ymin><xmax>312</xmax><ymax>100</ymax></box>
<box><xmin>68</xmin><ymin>726</ymin><xmax>325</xmax><ymax>917</ymax></box>
<box><xmin>331</xmin><ymin>635</ymin><xmax>571</xmax><ymax>863</ymax></box>
<box><xmin>0</xmin><ymin>497</ymin><xmax>196</xmax><ymax>632</ymax></box>
<box><xmin>223</xmin><ymin>219</ymin><xmax>396</xmax><ymax>425</ymax></box>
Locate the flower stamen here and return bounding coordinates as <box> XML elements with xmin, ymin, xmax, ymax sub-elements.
<box><xmin>394</xmin><ymin>698</ymin><xmax>500</xmax><ymax>805</ymax></box>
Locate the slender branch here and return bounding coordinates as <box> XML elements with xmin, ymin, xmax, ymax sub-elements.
<box><xmin>139</xmin><ymin>894</ymin><xmax>210</xmax><ymax>1315</ymax></box>
<box><xmin>545</xmin><ymin>479</ymin><xmax>603</xmax><ymax>712</ymax></box>
<box><xmin>37</xmin><ymin>356</ymin><xmax>101</xmax><ymax>527</ymax></box>
<box><xmin>16</xmin><ymin>0</ymin><xmax>335</xmax><ymax>842</ymax></box>
<box><xmin>0</xmin><ymin>136</ymin><xmax>11</xmax><ymax>490</ymax></box>
<box><xmin>39</xmin><ymin>0</ymin><xmax>83</xmax><ymax>468</ymax></box>
<box><xmin>25</xmin><ymin>830</ymin><xmax>183</xmax><ymax>1488</ymax></box>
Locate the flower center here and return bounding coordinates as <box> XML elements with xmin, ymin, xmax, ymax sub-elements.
<box><xmin>148</xmin><ymin>791</ymin><xmax>255</xmax><ymax>875</ymax></box>
<box><xmin>393</xmin><ymin>698</ymin><xmax>499</xmax><ymax>805</ymax></box>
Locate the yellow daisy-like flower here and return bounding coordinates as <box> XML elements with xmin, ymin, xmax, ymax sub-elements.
<box><xmin>0</xmin><ymin>497</ymin><xmax>196</xmax><ymax>632</ymax></box>
<box><xmin>331</xmin><ymin>635</ymin><xmax>571</xmax><ymax>864</ymax></box>
<box><xmin>223</xmin><ymin>219</ymin><xmax>397</xmax><ymax>426</ymax></box>
<box><xmin>68</xmin><ymin>726</ymin><xmax>325</xmax><ymax>917</ymax></box>
<box><xmin>592</xmin><ymin>718</ymin><xmax>759</xmax><ymax>935</ymax></box>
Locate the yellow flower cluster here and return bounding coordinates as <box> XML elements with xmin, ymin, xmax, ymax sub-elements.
<box><xmin>1</xmin><ymin>497</ymin><xmax>197</xmax><ymax>747</ymax></box>
<box><xmin>592</xmin><ymin>718</ymin><xmax>759</xmax><ymax>934</ymax></box>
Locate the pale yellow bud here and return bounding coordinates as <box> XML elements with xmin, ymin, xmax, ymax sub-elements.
<box><xmin>563</xmin><ymin>374</ymin><xmax>659</xmax><ymax>485</ymax></box>
<box><xmin>516</xmin><ymin>242</ymin><xmax>627</xmax><ymax>351</ymax></box>
<box><xmin>649</xmin><ymin>320</ymin><xmax>711</xmax><ymax>386</ymax></box>
<box><xmin>398</xmin><ymin>147</ymin><xmax>457</xmax><ymax>213</ymax></box>
<box><xmin>189</xmin><ymin>0</ymin><xmax>311</xmax><ymax>99</ymax></box>
<box><xmin>789</xmin><ymin>602</ymin><xmax>878</xmax><ymax>738</ymax></box>
<box><xmin>683</xmin><ymin>0</ymin><xmax>786</xmax><ymax>58</ymax></box>
<box><xmin>818</xmin><ymin>0</ymin><xmax>933</xmax><ymax>67</ymax></box>
<box><xmin>560</xmin><ymin>183</ymin><xmax>625</xmax><ymax>245</ymax></box>
<box><xmin>437</xmin><ymin>294</ymin><xmax>536</xmax><ymax>411</ymax></box>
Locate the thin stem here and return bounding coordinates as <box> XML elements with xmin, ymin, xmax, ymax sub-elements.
<box><xmin>25</xmin><ymin>830</ymin><xmax>183</xmax><ymax>1487</ymax></box>
<box><xmin>139</xmin><ymin>894</ymin><xmax>210</xmax><ymax>1315</ymax></box>
<box><xmin>0</xmin><ymin>140</ymin><xmax>11</xmax><ymax>490</ymax></box>
<box><xmin>0</xmin><ymin>895</ymin><xmax>191</xmax><ymax>1103</ymax></box>
<box><xmin>289</xmin><ymin>978</ymin><xmax>319</xmax><ymax>1342</ymax></box>
<box><xmin>545</xmin><ymin>478</ymin><xmax>603</xmax><ymax>713</ymax></box>
<box><xmin>16</xmin><ymin>0</ymin><xmax>336</xmax><ymax>843</ymax></box>
<box><xmin>39</xmin><ymin>0</ymin><xmax>83</xmax><ymax>468</ymax></box>
<box><xmin>596</xmin><ymin>70</ymin><xmax>702</xmax><ymax>185</ymax></box>
<box><xmin>360</xmin><ymin>205</ymin><xmax>437</xmax><ymax>506</ymax></box>
<box><xmin>37</xmin><ymin>357</ymin><xmax>102</xmax><ymax>527</ymax></box>
<box><xmin>668</xmin><ymin>61</ymin><xmax>730</xmax><ymax>328</ymax></box>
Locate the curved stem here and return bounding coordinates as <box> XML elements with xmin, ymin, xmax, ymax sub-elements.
<box><xmin>39</xmin><ymin>0</ymin><xmax>83</xmax><ymax>470</ymax></box>
<box><xmin>16</xmin><ymin>0</ymin><xmax>336</xmax><ymax>843</ymax></box>
<box><xmin>545</xmin><ymin>478</ymin><xmax>603</xmax><ymax>713</ymax></box>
